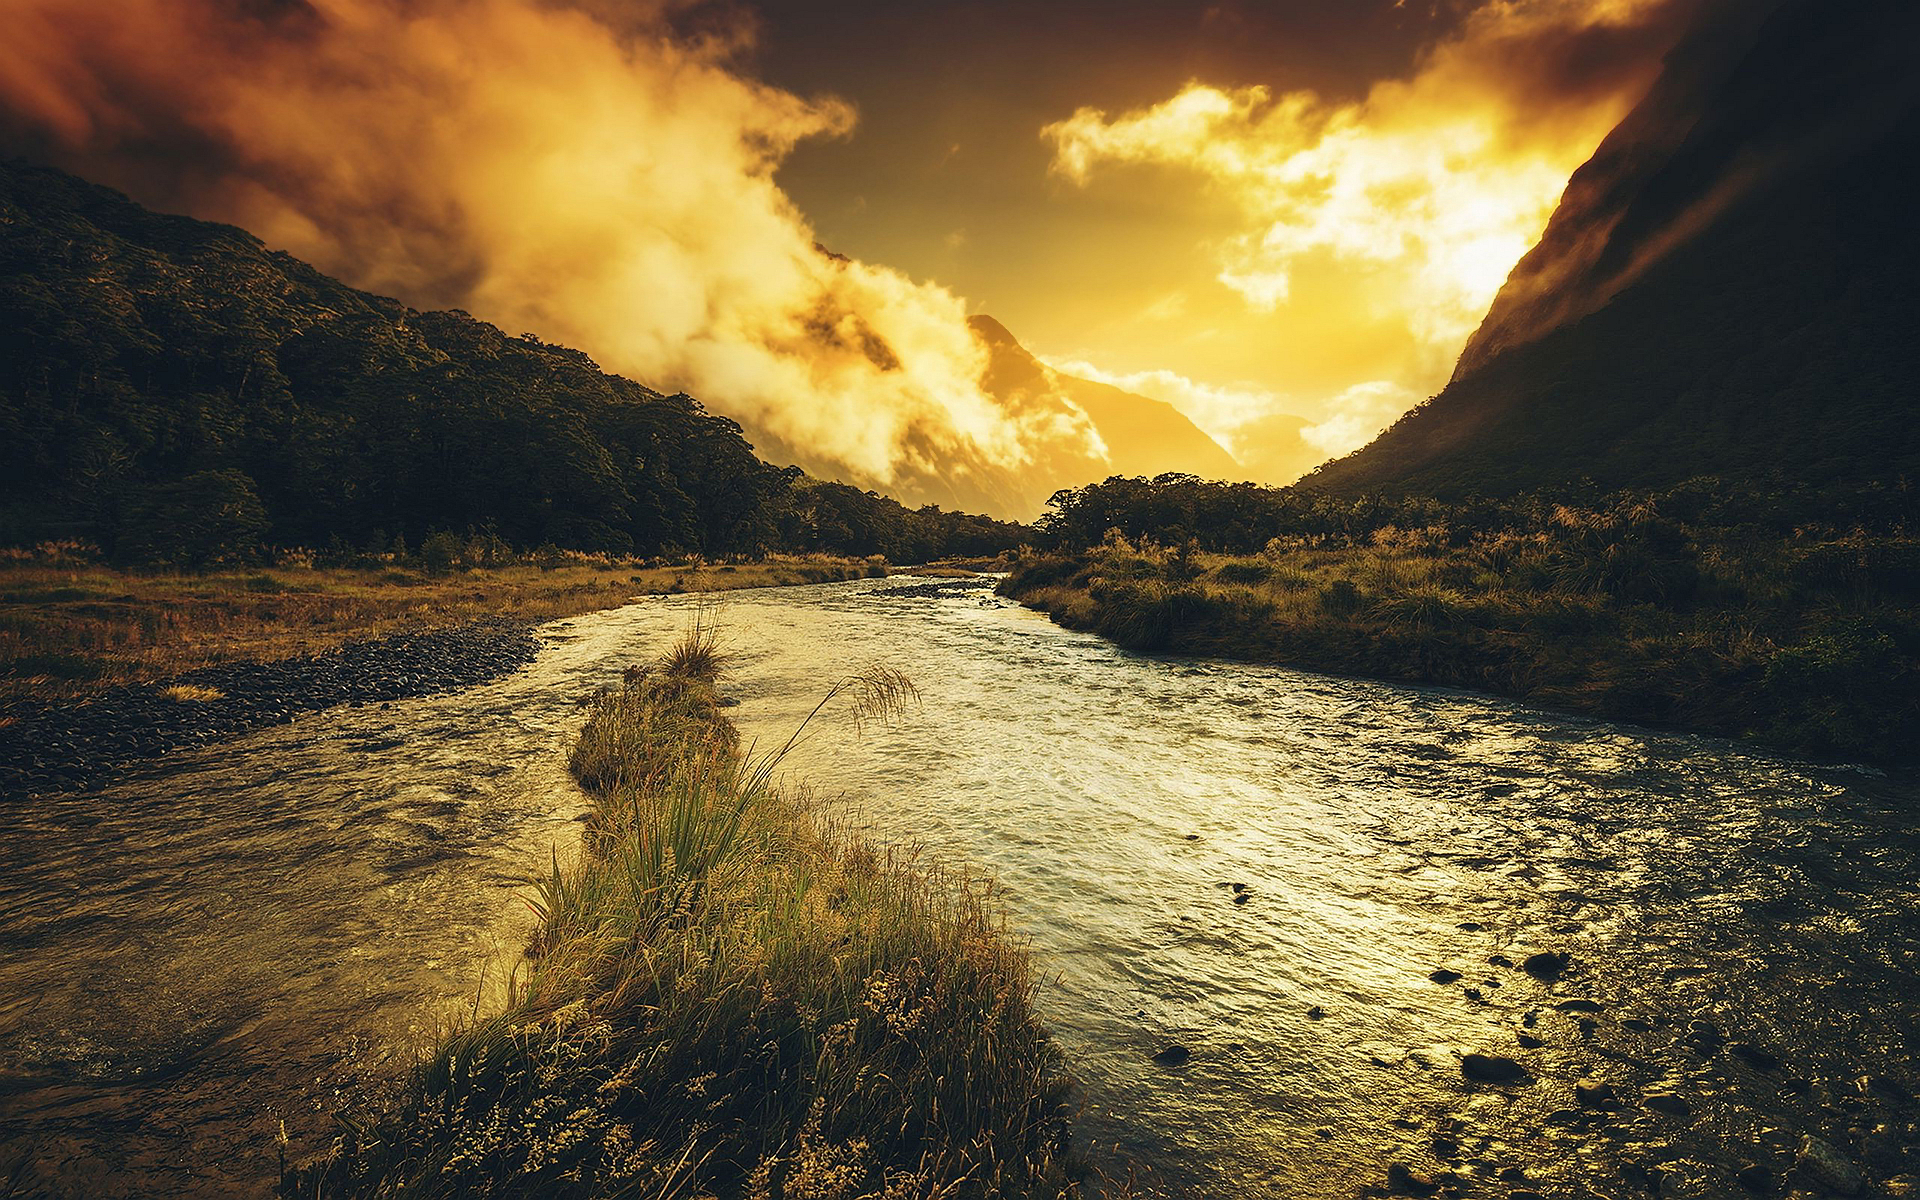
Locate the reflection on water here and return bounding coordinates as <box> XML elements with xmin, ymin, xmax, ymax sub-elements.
<box><xmin>3</xmin><ymin>576</ymin><xmax>1917</xmax><ymax>1197</ymax></box>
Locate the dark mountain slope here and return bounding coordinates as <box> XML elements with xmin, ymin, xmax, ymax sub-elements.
<box><xmin>0</xmin><ymin>160</ymin><xmax>1023</xmax><ymax>561</ymax></box>
<box><xmin>1308</xmin><ymin>0</ymin><xmax>1920</xmax><ymax>498</ymax></box>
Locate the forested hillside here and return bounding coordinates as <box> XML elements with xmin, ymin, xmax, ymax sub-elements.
<box><xmin>0</xmin><ymin>160</ymin><xmax>1023</xmax><ymax>564</ymax></box>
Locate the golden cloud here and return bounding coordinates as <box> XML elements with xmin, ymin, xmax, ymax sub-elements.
<box><xmin>1043</xmin><ymin>0</ymin><xmax>1681</xmax><ymax>372</ymax></box>
<box><xmin>0</xmin><ymin>0</ymin><xmax>1101</xmax><ymax>515</ymax></box>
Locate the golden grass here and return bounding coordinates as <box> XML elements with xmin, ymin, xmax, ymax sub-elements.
<box><xmin>158</xmin><ymin>683</ymin><xmax>224</xmax><ymax>702</ymax></box>
<box><xmin>0</xmin><ymin>555</ymin><xmax>877</xmax><ymax>705</ymax></box>
<box><xmin>288</xmin><ymin>631</ymin><xmax>1087</xmax><ymax>1200</ymax></box>
<box><xmin>1002</xmin><ymin>535</ymin><xmax>1920</xmax><ymax>763</ymax></box>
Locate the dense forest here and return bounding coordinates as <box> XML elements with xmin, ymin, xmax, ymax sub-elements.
<box><xmin>0</xmin><ymin>160</ymin><xmax>1025</xmax><ymax>566</ymax></box>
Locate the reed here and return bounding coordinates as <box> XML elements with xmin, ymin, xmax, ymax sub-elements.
<box><xmin>286</xmin><ymin>627</ymin><xmax>1085</xmax><ymax>1200</ymax></box>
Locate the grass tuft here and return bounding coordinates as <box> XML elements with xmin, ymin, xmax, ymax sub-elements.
<box><xmin>160</xmin><ymin>683</ymin><xmax>224</xmax><ymax>702</ymax></box>
<box><xmin>287</xmin><ymin>626</ymin><xmax>1086</xmax><ymax>1200</ymax></box>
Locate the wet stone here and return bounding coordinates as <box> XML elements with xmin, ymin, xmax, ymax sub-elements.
<box><xmin>1522</xmin><ymin>952</ymin><xmax>1571</xmax><ymax>980</ymax></box>
<box><xmin>1151</xmin><ymin>1044</ymin><xmax>1192</xmax><ymax>1067</ymax></box>
<box><xmin>1729</xmin><ymin>1042</ymin><xmax>1783</xmax><ymax>1073</ymax></box>
<box><xmin>1644</xmin><ymin>1092</ymin><xmax>1691</xmax><ymax>1118</ymax></box>
<box><xmin>1795</xmin><ymin>1135</ymin><xmax>1864</xmax><ymax>1195</ymax></box>
<box><xmin>1386</xmin><ymin>1163</ymin><xmax>1440</xmax><ymax>1196</ymax></box>
<box><xmin>1736</xmin><ymin>1163</ymin><xmax>1777</xmax><ymax>1193</ymax></box>
<box><xmin>1463</xmin><ymin>1054</ymin><xmax>1530</xmax><ymax>1084</ymax></box>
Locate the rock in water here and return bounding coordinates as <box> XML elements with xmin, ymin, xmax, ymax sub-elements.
<box><xmin>1522</xmin><ymin>951</ymin><xmax>1570</xmax><ymax>980</ymax></box>
<box><xmin>1386</xmin><ymin>1164</ymin><xmax>1439</xmax><ymax>1196</ymax></box>
<box><xmin>1461</xmin><ymin>1053</ymin><xmax>1529</xmax><ymax>1084</ymax></box>
<box><xmin>1796</xmin><ymin>1135</ymin><xmax>1864</xmax><ymax>1195</ymax></box>
<box><xmin>1151</xmin><ymin>1044</ymin><xmax>1191</xmax><ymax>1067</ymax></box>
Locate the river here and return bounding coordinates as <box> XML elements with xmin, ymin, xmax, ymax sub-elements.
<box><xmin>2</xmin><ymin>575</ymin><xmax>1916</xmax><ymax>1197</ymax></box>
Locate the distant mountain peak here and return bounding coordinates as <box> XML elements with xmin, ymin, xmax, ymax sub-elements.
<box><xmin>966</xmin><ymin>315</ymin><xmax>1244</xmax><ymax>486</ymax></box>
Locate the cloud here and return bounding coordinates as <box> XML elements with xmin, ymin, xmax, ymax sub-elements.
<box><xmin>1043</xmin><ymin>357</ymin><xmax>1283</xmax><ymax>453</ymax></box>
<box><xmin>1299</xmin><ymin>381</ymin><xmax>1424</xmax><ymax>459</ymax></box>
<box><xmin>1043</xmin><ymin>0</ymin><xmax>1688</xmax><ymax>369</ymax></box>
<box><xmin>1049</xmin><ymin>358</ymin><xmax>1418</xmax><ymax>478</ymax></box>
<box><xmin>0</xmin><ymin>0</ymin><xmax>1100</xmax><ymax>515</ymax></box>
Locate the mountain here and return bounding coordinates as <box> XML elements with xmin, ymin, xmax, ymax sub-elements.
<box><xmin>967</xmin><ymin>314</ymin><xmax>1242</xmax><ymax>485</ymax></box>
<box><xmin>1306</xmin><ymin>0</ymin><xmax>1920</xmax><ymax>499</ymax></box>
<box><xmin>0</xmin><ymin>159</ymin><xmax>1024</xmax><ymax>562</ymax></box>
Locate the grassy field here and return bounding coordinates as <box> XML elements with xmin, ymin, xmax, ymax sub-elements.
<box><xmin>285</xmin><ymin>628</ymin><xmax>1088</xmax><ymax>1200</ymax></box>
<box><xmin>1004</xmin><ymin>530</ymin><xmax>1920</xmax><ymax>766</ymax></box>
<box><xmin>0</xmin><ymin>550</ymin><xmax>884</xmax><ymax>706</ymax></box>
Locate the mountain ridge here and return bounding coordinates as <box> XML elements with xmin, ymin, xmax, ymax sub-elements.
<box><xmin>0</xmin><ymin>158</ymin><xmax>1026</xmax><ymax>562</ymax></box>
<box><xmin>1306</xmin><ymin>0</ymin><xmax>1920</xmax><ymax>499</ymax></box>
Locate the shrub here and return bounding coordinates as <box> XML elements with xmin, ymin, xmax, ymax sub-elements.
<box><xmin>420</xmin><ymin>530</ymin><xmax>464</xmax><ymax>576</ymax></box>
<box><xmin>292</xmin><ymin>640</ymin><xmax>1078</xmax><ymax>1200</ymax></box>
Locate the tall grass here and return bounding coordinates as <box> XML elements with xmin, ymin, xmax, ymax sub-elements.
<box><xmin>1001</xmin><ymin>533</ymin><xmax>1920</xmax><ymax>764</ymax></box>
<box><xmin>287</xmin><ymin>628</ymin><xmax>1082</xmax><ymax>1200</ymax></box>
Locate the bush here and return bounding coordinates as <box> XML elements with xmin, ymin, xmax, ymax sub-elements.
<box><xmin>420</xmin><ymin>530</ymin><xmax>464</xmax><ymax>576</ymax></box>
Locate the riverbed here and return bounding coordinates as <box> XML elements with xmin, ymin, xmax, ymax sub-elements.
<box><xmin>3</xmin><ymin>575</ymin><xmax>1916</xmax><ymax>1197</ymax></box>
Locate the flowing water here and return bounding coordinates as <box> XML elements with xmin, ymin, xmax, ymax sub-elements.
<box><xmin>3</xmin><ymin>575</ymin><xmax>1917</xmax><ymax>1197</ymax></box>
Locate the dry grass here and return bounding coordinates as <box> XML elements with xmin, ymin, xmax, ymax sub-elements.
<box><xmin>158</xmin><ymin>683</ymin><xmax>224</xmax><ymax>702</ymax></box>
<box><xmin>0</xmin><ymin>555</ymin><xmax>876</xmax><ymax>706</ymax></box>
<box><xmin>288</xmin><ymin>630</ymin><xmax>1088</xmax><ymax>1200</ymax></box>
<box><xmin>1002</xmin><ymin>535</ymin><xmax>1920</xmax><ymax>764</ymax></box>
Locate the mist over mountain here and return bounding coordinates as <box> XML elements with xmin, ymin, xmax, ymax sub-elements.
<box><xmin>0</xmin><ymin>160</ymin><xmax>1024</xmax><ymax>562</ymax></box>
<box><xmin>1307</xmin><ymin>0</ymin><xmax>1920</xmax><ymax>498</ymax></box>
<box><xmin>967</xmin><ymin>315</ymin><xmax>1242</xmax><ymax>487</ymax></box>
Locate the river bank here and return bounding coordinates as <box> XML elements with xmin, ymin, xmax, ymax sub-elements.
<box><xmin>0</xmin><ymin>552</ymin><xmax>885</xmax><ymax>707</ymax></box>
<box><xmin>287</xmin><ymin>628</ymin><xmax>1089</xmax><ymax>1199</ymax></box>
<box><xmin>999</xmin><ymin>542</ymin><xmax>1918</xmax><ymax>769</ymax></box>
<box><xmin>0</xmin><ymin>554</ymin><xmax>884</xmax><ymax>800</ymax></box>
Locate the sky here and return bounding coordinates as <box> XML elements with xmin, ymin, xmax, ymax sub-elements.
<box><xmin>754</xmin><ymin>0</ymin><xmax>1696</xmax><ymax>465</ymax></box>
<box><xmin>0</xmin><ymin>0</ymin><xmax>1698</xmax><ymax>515</ymax></box>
